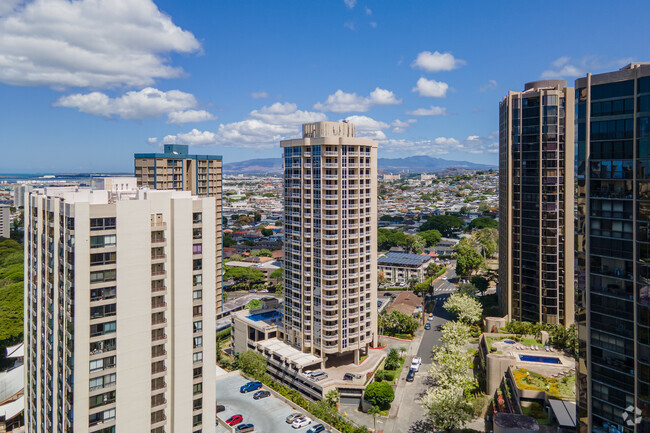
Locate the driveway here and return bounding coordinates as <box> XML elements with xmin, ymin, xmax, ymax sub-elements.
<box><xmin>216</xmin><ymin>373</ymin><xmax>314</xmax><ymax>433</ymax></box>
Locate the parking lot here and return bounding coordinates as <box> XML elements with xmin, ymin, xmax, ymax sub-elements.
<box><xmin>216</xmin><ymin>373</ymin><xmax>318</xmax><ymax>432</ymax></box>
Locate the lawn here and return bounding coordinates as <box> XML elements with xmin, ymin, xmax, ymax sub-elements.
<box><xmin>513</xmin><ymin>368</ymin><xmax>576</xmax><ymax>400</ymax></box>
<box><xmin>521</xmin><ymin>401</ymin><xmax>550</xmax><ymax>424</ymax></box>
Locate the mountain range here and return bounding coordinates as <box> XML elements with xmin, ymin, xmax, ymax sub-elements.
<box><xmin>223</xmin><ymin>156</ymin><xmax>495</xmax><ymax>174</ymax></box>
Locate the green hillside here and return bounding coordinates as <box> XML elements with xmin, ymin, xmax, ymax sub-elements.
<box><xmin>0</xmin><ymin>238</ymin><xmax>24</xmax><ymax>367</ymax></box>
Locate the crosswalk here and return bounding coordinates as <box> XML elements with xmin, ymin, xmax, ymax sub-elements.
<box><xmin>434</xmin><ymin>286</ymin><xmax>456</xmax><ymax>294</ymax></box>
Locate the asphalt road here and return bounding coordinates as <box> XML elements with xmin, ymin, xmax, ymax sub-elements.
<box><xmin>418</xmin><ymin>269</ymin><xmax>457</xmax><ymax>360</ymax></box>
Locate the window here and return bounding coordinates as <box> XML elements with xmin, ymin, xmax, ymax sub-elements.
<box><xmin>90</xmin><ymin>235</ymin><xmax>116</xmax><ymax>248</ymax></box>
<box><xmin>90</xmin><ymin>269</ymin><xmax>116</xmax><ymax>283</ymax></box>
<box><xmin>193</xmin><ymin>398</ymin><xmax>202</xmax><ymax>410</ymax></box>
<box><xmin>90</xmin><ymin>217</ymin><xmax>116</xmax><ymax>231</ymax></box>
<box><xmin>193</xmin><ymin>383</ymin><xmax>203</xmax><ymax>395</ymax></box>
<box><xmin>193</xmin><ymin>305</ymin><xmax>202</xmax><ymax>317</ymax></box>
<box><xmin>90</xmin><ymin>303</ymin><xmax>116</xmax><ymax>319</ymax></box>
<box><xmin>89</xmin><ymin>373</ymin><xmax>116</xmax><ymax>391</ymax></box>
<box><xmin>193</xmin><ymin>320</ymin><xmax>202</xmax><ymax>333</ymax></box>
<box><xmin>193</xmin><ymin>274</ymin><xmax>202</xmax><ymax>286</ymax></box>
<box><xmin>90</xmin><ymin>321</ymin><xmax>116</xmax><ymax>337</ymax></box>
<box><xmin>193</xmin><ymin>212</ymin><xmax>202</xmax><ymax>224</ymax></box>
<box><xmin>193</xmin><ymin>352</ymin><xmax>203</xmax><ymax>363</ymax></box>
<box><xmin>193</xmin><ymin>244</ymin><xmax>202</xmax><ymax>255</ymax></box>
<box><xmin>193</xmin><ymin>228</ymin><xmax>202</xmax><ymax>239</ymax></box>
<box><xmin>193</xmin><ymin>259</ymin><xmax>202</xmax><ymax>270</ymax></box>
<box><xmin>193</xmin><ymin>336</ymin><xmax>203</xmax><ymax>348</ymax></box>
<box><xmin>193</xmin><ymin>289</ymin><xmax>202</xmax><ymax>300</ymax></box>
<box><xmin>193</xmin><ymin>367</ymin><xmax>202</xmax><ymax>379</ymax></box>
<box><xmin>89</xmin><ymin>391</ymin><xmax>115</xmax><ymax>409</ymax></box>
<box><xmin>90</xmin><ymin>286</ymin><xmax>116</xmax><ymax>301</ymax></box>
<box><xmin>89</xmin><ymin>356</ymin><xmax>115</xmax><ymax>373</ymax></box>
<box><xmin>193</xmin><ymin>413</ymin><xmax>202</xmax><ymax>427</ymax></box>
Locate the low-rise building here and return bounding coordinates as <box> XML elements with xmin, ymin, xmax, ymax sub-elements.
<box><xmin>378</xmin><ymin>252</ymin><xmax>432</xmax><ymax>284</ymax></box>
<box><xmin>0</xmin><ymin>205</ymin><xmax>9</xmax><ymax>239</ymax></box>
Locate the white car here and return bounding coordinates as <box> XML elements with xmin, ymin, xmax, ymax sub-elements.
<box><xmin>410</xmin><ymin>357</ymin><xmax>422</xmax><ymax>372</ymax></box>
<box><xmin>293</xmin><ymin>418</ymin><xmax>312</xmax><ymax>429</ymax></box>
<box><xmin>441</xmin><ymin>276</ymin><xmax>448</xmax><ymax>280</ymax></box>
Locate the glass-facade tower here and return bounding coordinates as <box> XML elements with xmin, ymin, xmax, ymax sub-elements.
<box><xmin>576</xmin><ymin>63</ymin><xmax>650</xmax><ymax>433</ymax></box>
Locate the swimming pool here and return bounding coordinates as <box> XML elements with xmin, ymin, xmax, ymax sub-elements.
<box><xmin>249</xmin><ymin>311</ymin><xmax>283</xmax><ymax>322</ymax></box>
<box><xmin>519</xmin><ymin>355</ymin><xmax>561</xmax><ymax>364</ymax></box>
<box><xmin>504</xmin><ymin>339</ymin><xmax>516</xmax><ymax>344</ymax></box>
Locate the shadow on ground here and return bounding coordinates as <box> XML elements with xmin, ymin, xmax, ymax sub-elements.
<box><xmin>408</xmin><ymin>419</ymin><xmax>434</xmax><ymax>433</ymax></box>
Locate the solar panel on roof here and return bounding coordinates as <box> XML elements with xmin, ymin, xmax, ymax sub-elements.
<box><xmin>378</xmin><ymin>252</ymin><xmax>430</xmax><ymax>266</ymax></box>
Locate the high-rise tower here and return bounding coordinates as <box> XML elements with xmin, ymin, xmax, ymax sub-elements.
<box><xmin>134</xmin><ymin>145</ymin><xmax>224</xmax><ymax>314</ymax></box>
<box><xmin>575</xmin><ymin>63</ymin><xmax>650</xmax><ymax>433</ymax></box>
<box><xmin>24</xmin><ymin>181</ymin><xmax>217</xmax><ymax>433</ymax></box>
<box><xmin>280</xmin><ymin>121</ymin><xmax>378</xmax><ymax>363</ymax></box>
<box><xmin>498</xmin><ymin>80</ymin><xmax>575</xmax><ymax>325</ymax></box>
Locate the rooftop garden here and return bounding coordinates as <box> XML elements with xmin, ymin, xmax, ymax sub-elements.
<box><xmin>512</xmin><ymin>368</ymin><xmax>576</xmax><ymax>400</ymax></box>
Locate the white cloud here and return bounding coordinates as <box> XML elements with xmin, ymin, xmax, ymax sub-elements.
<box><xmin>391</xmin><ymin>119</ymin><xmax>417</xmax><ymax>133</ymax></box>
<box><xmin>344</xmin><ymin>21</ymin><xmax>355</xmax><ymax>30</ymax></box>
<box><xmin>0</xmin><ymin>0</ymin><xmax>23</xmax><ymax>15</ymax></box>
<box><xmin>314</xmin><ymin>87</ymin><xmax>401</xmax><ymax>113</ymax></box>
<box><xmin>479</xmin><ymin>80</ymin><xmax>498</xmax><ymax>92</ymax></box>
<box><xmin>147</xmin><ymin>137</ymin><xmax>158</xmax><ymax>144</ymax></box>
<box><xmin>159</xmin><ymin>102</ymin><xmax>327</xmax><ymax>149</ymax></box>
<box><xmin>380</xmin><ymin>133</ymin><xmax>496</xmax><ymax>155</ymax></box>
<box><xmin>412</xmin><ymin>77</ymin><xmax>448</xmax><ymax>98</ymax></box>
<box><xmin>0</xmin><ymin>0</ymin><xmax>200</xmax><ymax>88</ymax></box>
<box><xmin>53</xmin><ymin>87</ymin><xmax>214</xmax><ymax>122</ymax></box>
<box><xmin>365</xmin><ymin>7</ymin><xmax>372</xmax><ymax>15</ymax></box>
<box><xmin>541</xmin><ymin>55</ymin><xmax>634</xmax><ymax>79</ymax></box>
<box><xmin>344</xmin><ymin>115</ymin><xmax>389</xmax><ymax>140</ymax></box>
<box><xmin>411</xmin><ymin>51</ymin><xmax>465</xmax><ymax>72</ymax></box>
<box><xmin>370</xmin><ymin>22</ymin><xmax>377</xmax><ymax>28</ymax></box>
<box><xmin>487</xmin><ymin>143</ymin><xmax>499</xmax><ymax>154</ymax></box>
<box><xmin>251</xmin><ymin>91</ymin><xmax>270</xmax><ymax>99</ymax></box>
<box><xmin>406</xmin><ymin>106</ymin><xmax>447</xmax><ymax>116</ymax></box>
<box><xmin>344</xmin><ymin>0</ymin><xmax>356</xmax><ymax>8</ymax></box>
<box><xmin>167</xmin><ymin>110</ymin><xmax>216</xmax><ymax>125</ymax></box>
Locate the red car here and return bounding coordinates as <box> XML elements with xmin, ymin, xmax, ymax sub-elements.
<box><xmin>226</xmin><ymin>415</ymin><xmax>243</xmax><ymax>426</ymax></box>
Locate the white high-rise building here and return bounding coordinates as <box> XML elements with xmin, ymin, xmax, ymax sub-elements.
<box><xmin>0</xmin><ymin>205</ymin><xmax>9</xmax><ymax>239</ymax></box>
<box><xmin>281</xmin><ymin>121</ymin><xmax>378</xmax><ymax>363</ymax></box>
<box><xmin>24</xmin><ymin>181</ymin><xmax>216</xmax><ymax>433</ymax></box>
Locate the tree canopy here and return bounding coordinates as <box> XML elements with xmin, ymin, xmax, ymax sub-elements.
<box><xmin>223</xmin><ymin>235</ymin><xmax>236</xmax><ymax>247</ymax></box>
<box><xmin>377</xmin><ymin>228</ymin><xmax>407</xmax><ymax>251</ymax></box>
<box><xmin>422</xmin><ymin>385</ymin><xmax>473</xmax><ymax>432</ymax></box>
<box><xmin>261</xmin><ymin>228</ymin><xmax>273</xmax><ymax>237</ymax></box>
<box><xmin>419</xmin><ymin>215</ymin><xmax>464</xmax><ymax>237</ymax></box>
<box><xmin>0</xmin><ymin>238</ymin><xmax>24</xmax><ymax>368</ymax></box>
<box><xmin>419</xmin><ymin>229</ymin><xmax>442</xmax><ymax>247</ymax></box>
<box><xmin>468</xmin><ymin>216</ymin><xmax>498</xmax><ymax>230</ymax></box>
<box><xmin>454</xmin><ymin>238</ymin><xmax>484</xmax><ymax>277</ymax></box>
<box><xmin>224</xmin><ymin>267</ymin><xmax>265</xmax><ymax>283</ymax></box>
<box><xmin>239</xmin><ymin>350</ymin><xmax>267</xmax><ymax>376</ymax></box>
<box><xmin>443</xmin><ymin>293</ymin><xmax>483</xmax><ymax>324</ymax></box>
<box><xmin>405</xmin><ymin>234</ymin><xmax>425</xmax><ymax>254</ymax></box>
<box><xmin>364</xmin><ymin>382</ymin><xmax>395</xmax><ymax>410</ymax></box>
<box><xmin>378</xmin><ymin>310</ymin><xmax>419</xmax><ymax>336</ymax></box>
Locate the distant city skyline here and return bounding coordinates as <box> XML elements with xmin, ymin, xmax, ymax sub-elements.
<box><xmin>1</xmin><ymin>0</ymin><xmax>649</xmax><ymax>172</ymax></box>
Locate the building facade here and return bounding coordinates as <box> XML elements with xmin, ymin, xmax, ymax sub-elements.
<box><xmin>13</xmin><ymin>185</ymin><xmax>34</xmax><ymax>208</ymax></box>
<box><xmin>24</xmin><ymin>183</ymin><xmax>216</xmax><ymax>433</ymax></box>
<box><xmin>377</xmin><ymin>252</ymin><xmax>432</xmax><ymax>284</ymax></box>
<box><xmin>0</xmin><ymin>205</ymin><xmax>9</xmax><ymax>239</ymax></box>
<box><xmin>281</xmin><ymin>121</ymin><xmax>378</xmax><ymax>363</ymax></box>
<box><xmin>134</xmin><ymin>144</ymin><xmax>224</xmax><ymax>313</ymax></box>
<box><xmin>575</xmin><ymin>63</ymin><xmax>650</xmax><ymax>433</ymax></box>
<box><xmin>498</xmin><ymin>80</ymin><xmax>575</xmax><ymax>325</ymax></box>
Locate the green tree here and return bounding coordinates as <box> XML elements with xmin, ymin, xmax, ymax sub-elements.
<box><xmin>270</xmin><ymin>268</ymin><xmax>283</xmax><ymax>280</ymax></box>
<box><xmin>377</xmin><ymin>228</ymin><xmax>407</xmax><ymax>251</ymax></box>
<box><xmin>405</xmin><ymin>234</ymin><xmax>426</xmax><ymax>254</ymax></box>
<box><xmin>274</xmin><ymin>283</ymin><xmax>283</xmax><ymax>297</ymax></box>
<box><xmin>457</xmin><ymin>283</ymin><xmax>478</xmax><ymax>298</ymax></box>
<box><xmin>419</xmin><ymin>215</ymin><xmax>464</xmax><ymax>237</ymax></box>
<box><xmin>422</xmin><ymin>385</ymin><xmax>473</xmax><ymax>432</ymax></box>
<box><xmin>325</xmin><ymin>389</ymin><xmax>341</xmax><ymax>407</ymax></box>
<box><xmin>468</xmin><ymin>217</ymin><xmax>498</xmax><ymax>230</ymax></box>
<box><xmin>251</xmin><ymin>249</ymin><xmax>273</xmax><ymax>257</ymax></box>
<box><xmin>261</xmin><ymin>228</ymin><xmax>273</xmax><ymax>237</ymax></box>
<box><xmin>223</xmin><ymin>235</ymin><xmax>236</xmax><ymax>247</ymax></box>
<box><xmin>216</xmin><ymin>338</ymin><xmax>222</xmax><ymax>362</ymax></box>
<box><xmin>454</xmin><ymin>238</ymin><xmax>484</xmax><ymax>277</ymax></box>
<box><xmin>254</xmin><ymin>213</ymin><xmax>262</xmax><ymax>222</ymax></box>
<box><xmin>419</xmin><ymin>229</ymin><xmax>442</xmax><ymax>247</ymax></box>
<box><xmin>0</xmin><ymin>238</ymin><xmax>24</xmax><ymax>367</ymax></box>
<box><xmin>439</xmin><ymin>321</ymin><xmax>471</xmax><ymax>347</ymax></box>
<box><xmin>364</xmin><ymin>382</ymin><xmax>395</xmax><ymax>410</ymax></box>
<box><xmin>239</xmin><ymin>350</ymin><xmax>267</xmax><ymax>376</ymax></box>
<box><xmin>384</xmin><ymin>348</ymin><xmax>401</xmax><ymax>370</ymax></box>
<box><xmin>443</xmin><ymin>293</ymin><xmax>483</xmax><ymax>324</ymax></box>
<box><xmin>473</xmin><ymin>227</ymin><xmax>498</xmax><ymax>258</ymax></box>
<box><xmin>470</xmin><ymin>276</ymin><xmax>489</xmax><ymax>295</ymax></box>
<box><xmin>274</xmin><ymin>220</ymin><xmax>283</xmax><ymax>226</ymax></box>
<box><xmin>224</xmin><ymin>267</ymin><xmax>265</xmax><ymax>289</ymax></box>
<box><xmin>368</xmin><ymin>405</ymin><xmax>381</xmax><ymax>430</ymax></box>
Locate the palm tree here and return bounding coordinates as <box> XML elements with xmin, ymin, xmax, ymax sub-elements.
<box><xmin>325</xmin><ymin>389</ymin><xmax>341</xmax><ymax>408</ymax></box>
<box><xmin>368</xmin><ymin>405</ymin><xmax>381</xmax><ymax>430</ymax></box>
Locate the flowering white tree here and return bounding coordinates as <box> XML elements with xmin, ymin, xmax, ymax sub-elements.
<box><xmin>422</xmin><ymin>385</ymin><xmax>473</xmax><ymax>432</ymax></box>
<box><xmin>443</xmin><ymin>292</ymin><xmax>483</xmax><ymax>324</ymax></box>
<box><xmin>439</xmin><ymin>321</ymin><xmax>471</xmax><ymax>347</ymax></box>
<box><xmin>429</xmin><ymin>344</ymin><xmax>475</xmax><ymax>393</ymax></box>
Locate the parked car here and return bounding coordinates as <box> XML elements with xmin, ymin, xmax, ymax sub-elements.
<box><xmin>249</xmin><ymin>289</ymin><xmax>257</xmax><ymax>293</ymax></box>
<box><xmin>441</xmin><ymin>276</ymin><xmax>448</xmax><ymax>280</ymax></box>
<box><xmin>310</xmin><ymin>371</ymin><xmax>328</xmax><ymax>381</ymax></box>
<box><xmin>253</xmin><ymin>390</ymin><xmax>270</xmax><ymax>400</ymax></box>
<box><xmin>424</xmin><ymin>323</ymin><xmax>431</xmax><ymax>330</ymax></box>
<box><xmin>216</xmin><ymin>404</ymin><xmax>225</xmax><ymax>413</ymax></box>
<box><xmin>411</xmin><ymin>357</ymin><xmax>422</xmax><ymax>372</ymax></box>
<box><xmin>406</xmin><ymin>369</ymin><xmax>415</xmax><ymax>382</ymax></box>
<box><xmin>377</xmin><ymin>300</ymin><xmax>382</xmax><ymax>307</ymax></box>
<box><xmin>302</xmin><ymin>370</ymin><xmax>314</xmax><ymax>377</ymax></box>
<box><xmin>240</xmin><ymin>381</ymin><xmax>263</xmax><ymax>393</ymax></box>
<box><xmin>226</xmin><ymin>415</ymin><xmax>243</xmax><ymax>426</ymax></box>
<box><xmin>428</xmin><ymin>313</ymin><xmax>434</xmax><ymax>321</ymax></box>
<box><xmin>235</xmin><ymin>424</ymin><xmax>255</xmax><ymax>433</ymax></box>
<box><xmin>307</xmin><ymin>424</ymin><xmax>326</xmax><ymax>433</ymax></box>
<box><xmin>293</xmin><ymin>418</ymin><xmax>312</xmax><ymax>429</ymax></box>
<box><xmin>344</xmin><ymin>373</ymin><xmax>361</xmax><ymax>381</ymax></box>
<box><xmin>286</xmin><ymin>413</ymin><xmax>304</xmax><ymax>424</ymax></box>
<box><xmin>384</xmin><ymin>292</ymin><xmax>393</xmax><ymax>297</ymax></box>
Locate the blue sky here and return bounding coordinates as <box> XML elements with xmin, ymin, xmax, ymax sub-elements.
<box><xmin>1</xmin><ymin>0</ymin><xmax>649</xmax><ymax>173</ymax></box>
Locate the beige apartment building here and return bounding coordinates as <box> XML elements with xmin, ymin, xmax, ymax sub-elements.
<box><xmin>281</xmin><ymin>121</ymin><xmax>378</xmax><ymax>364</ymax></box>
<box><xmin>0</xmin><ymin>205</ymin><xmax>9</xmax><ymax>239</ymax></box>
<box><xmin>498</xmin><ymin>80</ymin><xmax>575</xmax><ymax>325</ymax></box>
<box><xmin>134</xmin><ymin>144</ymin><xmax>224</xmax><ymax>314</ymax></box>
<box><xmin>24</xmin><ymin>180</ymin><xmax>216</xmax><ymax>433</ymax></box>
